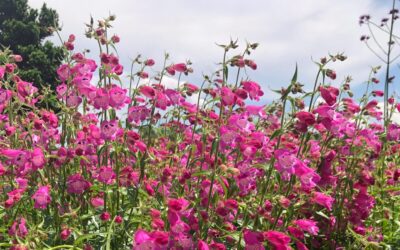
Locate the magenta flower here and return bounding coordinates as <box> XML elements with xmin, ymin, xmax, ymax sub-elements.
<box><xmin>16</xmin><ymin>80</ymin><xmax>38</xmax><ymax>98</ymax></box>
<box><xmin>1</xmin><ymin>149</ymin><xmax>28</xmax><ymax>167</ymax></box>
<box><xmin>320</xmin><ymin>86</ymin><xmax>339</xmax><ymax>106</ymax></box>
<box><xmin>173</xmin><ymin>63</ymin><xmax>187</xmax><ymax>73</ymax></box>
<box><xmin>221</xmin><ymin>86</ymin><xmax>236</xmax><ymax>106</ymax></box>
<box><xmin>5</xmin><ymin>189</ymin><xmax>23</xmax><ymax>208</ymax></box>
<box><xmin>168</xmin><ymin>198</ymin><xmax>190</xmax><ymax>212</ymax></box>
<box><xmin>165</xmin><ymin>89</ymin><xmax>183</xmax><ymax>105</ymax></box>
<box><xmin>93</xmin><ymin>88</ymin><xmax>110</xmax><ymax>109</ymax></box>
<box><xmin>100</xmin><ymin>212</ymin><xmax>111</xmax><ymax>221</ymax></box>
<box><xmin>32</xmin><ymin>186</ymin><xmax>51</xmax><ymax>210</ymax></box>
<box><xmin>31</xmin><ymin>147</ymin><xmax>45</xmax><ymax>170</ymax></box>
<box><xmin>274</xmin><ymin>149</ymin><xmax>297</xmax><ymax>180</ymax></box>
<box><xmin>313</xmin><ymin>192</ymin><xmax>334</xmax><ymax>211</ymax></box>
<box><xmin>144</xmin><ymin>59</ymin><xmax>155</xmax><ymax>66</ymax></box>
<box><xmin>97</xmin><ymin>166</ymin><xmax>116</xmax><ymax>184</ymax></box>
<box><xmin>294</xmin><ymin>219</ymin><xmax>319</xmax><ymax>236</ymax></box>
<box><xmin>140</xmin><ymin>85</ymin><xmax>156</xmax><ymax>98</ymax></box>
<box><xmin>91</xmin><ymin>197</ymin><xmax>104</xmax><ymax>208</ymax></box>
<box><xmin>243</xmin><ymin>229</ymin><xmax>264</xmax><ymax>250</ymax></box>
<box><xmin>155</xmin><ymin>91</ymin><xmax>170</xmax><ymax>110</ymax></box>
<box><xmin>264</xmin><ymin>231</ymin><xmax>291</xmax><ymax>250</ymax></box>
<box><xmin>133</xmin><ymin>229</ymin><xmax>169</xmax><ymax>249</ymax></box>
<box><xmin>0</xmin><ymin>162</ymin><xmax>5</xmax><ymax>176</ymax></box>
<box><xmin>296</xmin><ymin>111</ymin><xmax>315</xmax><ymax>132</ymax></box>
<box><xmin>242</xmin><ymin>81</ymin><xmax>263</xmax><ymax>101</ymax></box>
<box><xmin>198</xmin><ymin>240</ymin><xmax>210</xmax><ymax>250</ymax></box>
<box><xmin>109</xmin><ymin>85</ymin><xmax>130</xmax><ymax>109</ymax></box>
<box><xmin>128</xmin><ymin>105</ymin><xmax>151</xmax><ymax>125</ymax></box>
<box><xmin>60</xmin><ymin>228</ymin><xmax>72</xmax><ymax>241</ymax></box>
<box><xmin>8</xmin><ymin>217</ymin><xmax>28</xmax><ymax>239</ymax></box>
<box><xmin>100</xmin><ymin>120</ymin><xmax>119</xmax><ymax>140</ymax></box>
<box><xmin>294</xmin><ymin>161</ymin><xmax>320</xmax><ymax>190</ymax></box>
<box><xmin>0</xmin><ymin>66</ymin><xmax>5</xmax><ymax>79</ymax></box>
<box><xmin>0</xmin><ymin>88</ymin><xmax>12</xmax><ymax>105</ymax></box>
<box><xmin>66</xmin><ymin>94</ymin><xmax>82</xmax><ymax>107</ymax></box>
<box><xmin>246</xmin><ymin>105</ymin><xmax>267</xmax><ymax>118</ymax></box>
<box><xmin>67</xmin><ymin>174</ymin><xmax>91</xmax><ymax>194</ymax></box>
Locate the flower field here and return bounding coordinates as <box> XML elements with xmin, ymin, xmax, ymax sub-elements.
<box><xmin>0</xmin><ymin>11</ymin><xmax>400</xmax><ymax>250</ymax></box>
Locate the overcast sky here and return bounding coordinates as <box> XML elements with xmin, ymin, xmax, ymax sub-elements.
<box><xmin>28</xmin><ymin>0</ymin><xmax>400</xmax><ymax>102</ymax></box>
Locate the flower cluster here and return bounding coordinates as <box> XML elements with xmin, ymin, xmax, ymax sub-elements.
<box><xmin>0</xmin><ymin>15</ymin><xmax>399</xmax><ymax>250</ymax></box>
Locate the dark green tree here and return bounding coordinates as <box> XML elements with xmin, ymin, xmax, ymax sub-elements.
<box><xmin>0</xmin><ymin>0</ymin><xmax>65</xmax><ymax>92</ymax></box>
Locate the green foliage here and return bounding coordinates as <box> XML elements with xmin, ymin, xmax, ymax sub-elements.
<box><xmin>0</xmin><ymin>0</ymin><xmax>65</xmax><ymax>92</ymax></box>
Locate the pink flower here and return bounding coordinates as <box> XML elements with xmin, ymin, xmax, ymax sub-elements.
<box><xmin>165</xmin><ymin>89</ymin><xmax>183</xmax><ymax>105</ymax></box>
<box><xmin>0</xmin><ymin>66</ymin><xmax>5</xmax><ymax>79</ymax></box>
<box><xmin>16</xmin><ymin>178</ymin><xmax>28</xmax><ymax>190</ymax></box>
<box><xmin>0</xmin><ymin>162</ymin><xmax>5</xmax><ymax>176</ymax></box>
<box><xmin>198</xmin><ymin>241</ymin><xmax>210</xmax><ymax>250</ymax></box>
<box><xmin>173</xmin><ymin>63</ymin><xmax>187</xmax><ymax>73</ymax></box>
<box><xmin>274</xmin><ymin>149</ymin><xmax>297</xmax><ymax>180</ymax></box>
<box><xmin>100</xmin><ymin>120</ymin><xmax>119</xmax><ymax>140</ymax></box>
<box><xmin>184</xmin><ymin>83</ymin><xmax>199</xmax><ymax>94</ymax></box>
<box><xmin>243</xmin><ymin>229</ymin><xmax>264</xmax><ymax>250</ymax></box>
<box><xmin>91</xmin><ymin>197</ymin><xmax>104</xmax><ymax>208</ymax></box>
<box><xmin>66</xmin><ymin>94</ymin><xmax>82</xmax><ymax>107</ymax></box>
<box><xmin>246</xmin><ymin>59</ymin><xmax>257</xmax><ymax>70</ymax></box>
<box><xmin>140</xmin><ymin>85</ymin><xmax>156</xmax><ymax>98</ymax></box>
<box><xmin>1</xmin><ymin>149</ymin><xmax>28</xmax><ymax>167</ymax></box>
<box><xmin>128</xmin><ymin>105</ymin><xmax>151</xmax><ymax>125</ymax></box>
<box><xmin>57</xmin><ymin>64</ymin><xmax>71</xmax><ymax>81</ymax></box>
<box><xmin>242</xmin><ymin>81</ymin><xmax>263</xmax><ymax>101</ymax></box>
<box><xmin>100</xmin><ymin>212</ymin><xmax>111</xmax><ymax>221</ymax></box>
<box><xmin>8</xmin><ymin>218</ymin><xmax>28</xmax><ymax>238</ymax></box>
<box><xmin>295</xmin><ymin>111</ymin><xmax>315</xmax><ymax>132</ymax></box>
<box><xmin>246</xmin><ymin>105</ymin><xmax>267</xmax><ymax>118</ymax></box>
<box><xmin>326</xmin><ymin>69</ymin><xmax>336</xmax><ymax>80</ymax></box>
<box><xmin>119</xmin><ymin>167</ymin><xmax>140</xmax><ymax>187</ymax></box>
<box><xmin>144</xmin><ymin>59</ymin><xmax>155</xmax><ymax>66</ymax></box>
<box><xmin>16</xmin><ymin>81</ymin><xmax>38</xmax><ymax>98</ymax></box>
<box><xmin>93</xmin><ymin>88</ymin><xmax>110</xmax><ymax>109</ymax></box>
<box><xmin>5</xmin><ymin>189</ymin><xmax>24</xmax><ymax>208</ymax></box>
<box><xmin>133</xmin><ymin>230</ymin><xmax>169</xmax><ymax>249</ymax></box>
<box><xmin>97</xmin><ymin>166</ymin><xmax>116</xmax><ymax>184</ymax></box>
<box><xmin>109</xmin><ymin>85</ymin><xmax>130</xmax><ymax>109</ymax></box>
<box><xmin>294</xmin><ymin>161</ymin><xmax>320</xmax><ymax>190</ymax></box>
<box><xmin>115</xmin><ymin>215</ymin><xmax>123</xmax><ymax>224</ymax></box>
<box><xmin>168</xmin><ymin>198</ymin><xmax>190</xmax><ymax>212</ymax></box>
<box><xmin>61</xmin><ymin>228</ymin><xmax>72</xmax><ymax>241</ymax></box>
<box><xmin>166</xmin><ymin>65</ymin><xmax>175</xmax><ymax>75</ymax></box>
<box><xmin>31</xmin><ymin>147</ymin><xmax>45</xmax><ymax>170</ymax></box>
<box><xmin>32</xmin><ymin>186</ymin><xmax>51</xmax><ymax>209</ymax></box>
<box><xmin>264</xmin><ymin>231</ymin><xmax>291</xmax><ymax>250</ymax></box>
<box><xmin>0</xmin><ymin>88</ymin><xmax>12</xmax><ymax>105</ymax></box>
<box><xmin>155</xmin><ymin>91</ymin><xmax>170</xmax><ymax>110</ymax></box>
<box><xmin>294</xmin><ymin>219</ymin><xmax>319</xmax><ymax>236</ymax></box>
<box><xmin>221</xmin><ymin>87</ymin><xmax>236</xmax><ymax>106</ymax></box>
<box><xmin>312</xmin><ymin>192</ymin><xmax>334</xmax><ymax>211</ymax></box>
<box><xmin>67</xmin><ymin>174</ymin><xmax>91</xmax><ymax>194</ymax></box>
<box><xmin>320</xmin><ymin>86</ymin><xmax>339</xmax><ymax>106</ymax></box>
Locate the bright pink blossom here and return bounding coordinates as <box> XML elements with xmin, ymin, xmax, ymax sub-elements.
<box><xmin>32</xmin><ymin>186</ymin><xmax>51</xmax><ymax>209</ymax></box>
<box><xmin>67</xmin><ymin>174</ymin><xmax>91</xmax><ymax>194</ymax></box>
<box><xmin>264</xmin><ymin>231</ymin><xmax>291</xmax><ymax>250</ymax></box>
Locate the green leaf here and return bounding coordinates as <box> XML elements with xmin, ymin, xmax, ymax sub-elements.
<box><xmin>291</xmin><ymin>63</ymin><xmax>298</xmax><ymax>84</ymax></box>
<box><xmin>106</xmin><ymin>218</ymin><xmax>116</xmax><ymax>250</ymax></box>
<box><xmin>316</xmin><ymin>211</ymin><xmax>330</xmax><ymax>220</ymax></box>
<box><xmin>192</xmin><ymin>170</ymin><xmax>211</xmax><ymax>177</ymax></box>
<box><xmin>74</xmin><ymin>233</ymin><xmax>105</xmax><ymax>247</ymax></box>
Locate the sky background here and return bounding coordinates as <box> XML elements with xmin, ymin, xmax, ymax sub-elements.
<box><xmin>28</xmin><ymin>0</ymin><xmax>400</xmax><ymax>106</ymax></box>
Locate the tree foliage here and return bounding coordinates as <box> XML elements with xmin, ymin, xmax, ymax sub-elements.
<box><xmin>0</xmin><ymin>0</ymin><xmax>64</xmax><ymax>90</ymax></box>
